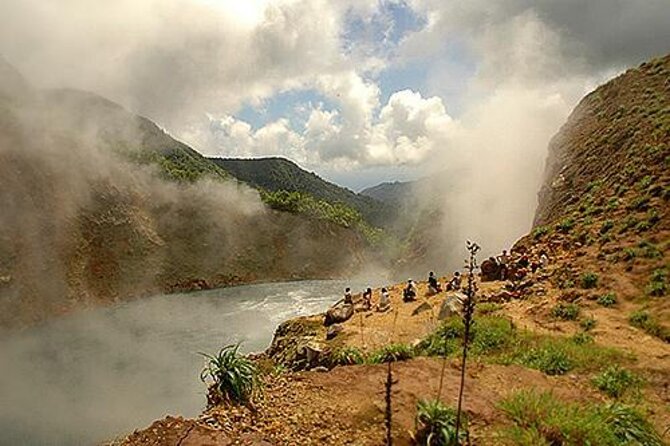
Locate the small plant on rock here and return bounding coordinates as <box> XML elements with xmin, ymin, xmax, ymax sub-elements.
<box><xmin>199</xmin><ymin>344</ymin><xmax>260</xmax><ymax>406</ymax></box>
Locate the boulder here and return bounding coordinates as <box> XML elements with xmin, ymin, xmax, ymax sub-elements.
<box><xmin>326</xmin><ymin>324</ymin><xmax>344</xmax><ymax>340</ymax></box>
<box><xmin>481</xmin><ymin>259</ymin><xmax>502</xmax><ymax>281</ymax></box>
<box><xmin>411</xmin><ymin>301</ymin><xmax>432</xmax><ymax>316</ymax></box>
<box><xmin>438</xmin><ymin>293</ymin><xmax>464</xmax><ymax>320</ymax></box>
<box><xmin>324</xmin><ymin>303</ymin><xmax>354</xmax><ymax>326</ymax></box>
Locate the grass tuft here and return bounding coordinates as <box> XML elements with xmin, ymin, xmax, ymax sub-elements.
<box><xmin>369</xmin><ymin>343</ymin><xmax>414</xmax><ymax>364</ymax></box>
<box><xmin>497</xmin><ymin>390</ymin><xmax>663</xmax><ymax>446</ymax></box>
<box><xmin>550</xmin><ymin>302</ymin><xmax>581</xmax><ymax>320</ymax></box>
<box><xmin>597</xmin><ymin>293</ymin><xmax>617</xmax><ymax>307</ymax></box>
<box><xmin>592</xmin><ymin>365</ymin><xmax>641</xmax><ymax>399</ymax></box>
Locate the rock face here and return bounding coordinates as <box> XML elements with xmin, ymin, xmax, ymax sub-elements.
<box><xmin>438</xmin><ymin>294</ymin><xmax>464</xmax><ymax>320</ymax></box>
<box><xmin>411</xmin><ymin>301</ymin><xmax>432</xmax><ymax>316</ymax></box>
<box><xmin>324</xmin><ymin>304</ymin><xmax>354</xmax><ymax>326</ymax></box>
<box><xmin>266</xmin><ymin>316</ymin><xmax>327</xmax><ymax>370</ymax></box>
<box><xmin>535</xmin><ymin>55</ymin><xmax>670</xmax><ymax>227</ymax></box>
<box><xmin>326</xmin><ymin>324</ymin><xmax>344</xmax><ymax>340</ymax></box>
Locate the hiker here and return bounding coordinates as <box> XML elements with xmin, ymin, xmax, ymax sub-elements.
<box><xmin>518</xmin><ymin>254</ymin><xmax>530</xmax><ymax>269</ymax></box>
<box><xmin>497</xmin><ymin>250</ymin><xmax>510</xmax><ymax>280</ymax></box>
<box><xmin>377</xmin><ymin>287</ymin><xmax>391</xmax><ymax>312</ymax></box>
<box><xmin>427</xmin><ymin>271</ymin><xmax>442</xmax><ymax>294</ymax></box>
<box><xmin>344</xmin><ymin>287</ymin><xmax>353</xmax><ymax>305</ymax></box>
<box><xmin>403</xmin><ymin>279</ymin><xmax>417</xmax><ymax>302</ymax></box>
<box><xmin>362</xmin><ymin>287</ymin><xmax>372</xmax><ymax>311</ymax></box>
<box><xmin>447</xmin><ymin>271</ymin><xmax>462</xmax><ymax>291</ymax></box>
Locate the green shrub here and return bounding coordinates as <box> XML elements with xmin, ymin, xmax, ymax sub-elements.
<box><xmin>369</xmin><ymin>343</ymin><xmax>414</xmax><ymax>363</ymax></box>
<box><xmin>597</xmin><ymin>293</ymin><xmax>617</xmax><ymax>307</ymax></box>
<box><xmin>580</xmin><ymin>316</ymin><xmax>597</xmax><ymax>331</ymax></box>
<box><xmin>622</xmin><ymin>247</ymin><xmax>637</xmax><ymax>261</ymax></box>
<box><xmin>618</xmin><ymin>216</ymin><xmax>639</xmax><ymax>234</ymax></box>
<box><xmin>199</xmin><ymin>344</ymin><xmax>260</xmax><ymax>405</ymax></box>
<box><xmin>415</xmin><ymin>399</ymin><xmax>464</xmax><ymax>446</ymax></box>
<box><xmin>580</xmin><ymin>272</ymin><xmax>599</xmax><ymax>289</ymax></box>
<box><xmin>629</xmin><ymin>311</ymin><xmax>670</xmax><ymax>342</ymax></box>
<box><xmin>550</xmin><ymin>302</ymin><xmax>581</xmax><ymax>320</ymax></box>
<box><xmin>332</xmin><ymin>346</ymin><xmax>365</xmax><ymax>366</ymax></box>
<box><xmin>418</xmin><ymin>318</ymin><xmax>463</xmax><ymax>357</ymax></box>
<box><xmin>646</xmin><ymin>268</ymin><xmax>667</xmax><ymax>297</ymax></box>
<box><xmin>572</xmin><ymin>332</ymin><xmax>594</xmax><ymax>345</ymax></box>
<box><xmin>628</xmin><ymin>195</ymin><xmax>650</xmax><ymax>211</ymax></box>
<box><xmin>592</xmin><ymin>365</ymin><xmax>641</xmax><ymax>399</ymax></box>
<box><xmin>556</xmin><ymin>218</ymin><xmax>575</xmax><ymax>233</ymax></box>
<box><xmin>638</xmin><ymin>241</ymin><xmax>662</xmax><ymax>259</ymax></box>
<box><xmin>599</xmin><ymin>220</ymin><xmax>614</xmax><ymax>234</ymax></box>
<box><xmin>606</xmin><ymin>197</ymin><xmax>620</xmax><ymax>210</ymax></box>
<box><xmin>532</xmin><ymin>225</ymin><xmax>550</xmax><ymax>240</ymax></box>
<box><xmin>498</xmin><ymin>391</ymin><xmax>663</xmax><ymax>446</ymax></box>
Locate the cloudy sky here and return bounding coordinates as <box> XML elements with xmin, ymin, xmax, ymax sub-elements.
<box><xmin>1</xmin><ymin>0</ymin><xmax>668</xmax><ymax>190</ymax></box>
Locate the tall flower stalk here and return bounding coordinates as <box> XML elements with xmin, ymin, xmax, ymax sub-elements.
<box><xmin>455</xmin><ymin>240</ymin><xmax>480</xmax><ymax>442</ymax></box>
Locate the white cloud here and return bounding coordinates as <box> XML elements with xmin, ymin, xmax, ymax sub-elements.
<box><xmin>203</xmin><ymin>88</ymin><xmax>455</xmax><ymax>167</ymax></box>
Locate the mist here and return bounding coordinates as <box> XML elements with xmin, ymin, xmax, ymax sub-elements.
<box><xmin>0</xmin><ymin>280</ymin><xmax>367</xmax><ymax>445</ymax></box>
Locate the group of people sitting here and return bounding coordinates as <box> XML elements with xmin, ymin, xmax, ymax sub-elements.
<box><xmin>343</xmin><ymin>270</ymin><xmax>464</xmax><ymax>314</ymax></box>
<box><xmin>481</xmin><ymin>248</ymin><xmax>550</xmax><ymax>282</ymax></box>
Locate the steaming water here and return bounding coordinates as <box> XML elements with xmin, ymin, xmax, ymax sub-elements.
<box><xmin>0</xmin><ymin>279</ymin><xmax>371</xmax><ymax>445</ymax></box>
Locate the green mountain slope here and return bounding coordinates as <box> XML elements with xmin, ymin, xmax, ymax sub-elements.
<box><xmin>211</xmin><ymin>157</ymin><xmax>396</xmax><ymax>229</ymax></box>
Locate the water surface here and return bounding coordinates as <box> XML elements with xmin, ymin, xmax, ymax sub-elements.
<box><xmin>0</xmin><ymin>280</ymin><xmax>371</xmax><ymax>445</ymax></box>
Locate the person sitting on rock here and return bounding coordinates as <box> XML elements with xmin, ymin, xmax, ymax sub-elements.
<box><xmin>362</xmin><ymin>287</ymin><xmax>372</xmax><ymax>310</ymax></box>
<box><xmin>427</xmin><ymin>271</ymin><xmax>442</xmax><ymax>294</ymax></box>
<box><xmin>344</xmin><ymin>287</ymin><xmax>353</xmax><ymax>305</ymax></box>
<box><xmin>447</xmin><ymin>271</ymin><xmax>462</xmax><ymax>291</ymax></box>
<box><xmin>377</xmin><ymin>287</ymin><xmax>391</xmax><ymax>312</ymax></box>
<box><xmin>497</xmin><ymin>250</ymin><xmax>510</xmax><ymax>280</ymax></box>
<box><xmin>403</xmin><ymin>279</ymin><xmax>417</xmax><ymax>302</ymax></box>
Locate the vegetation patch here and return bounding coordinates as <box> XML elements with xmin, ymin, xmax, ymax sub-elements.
<box><xmin>199</xmin><ymin>344</ymin><xmax>260</xmax><ymax>406</ymax></box>
<box><xmin>532</xmin><ymin>225</ymin><xmax>550</xmax><ymax>240</ymax></box>
<box><xmin>420</xmin><ymin>316</ymin><xmax>624</xmax><ymax>376</ymax></box>
<box><xmin>550</xmin><ymin>302</ymin><xmax>581</xmax><ymax>321</ymax></box>
<box><xmin>646</xmin><ymin>268</ymin><xmax>667</xmax><ymax>297</ymax></box>
<box><xmin>331</xmin><ymin>346</ymin><xmax>365</xmax><ymax>366</ymax></box>
<box><xmin>580</xmin><ymin>316</ymin><xmax>597</xmax><ymax>331</ymax></box>
<box><xmin>629</xmin><ymin>310</ymin><xmax>670</xmax><ymax>342</ymax></box>
<box><xmin>368</xmin><ymin>343</ymin><xmax>415</xmax><ymax>364</ymax></box>
<box><xmin>580</xmin><ymin>272</ymin><xmax>599</xmax><ymax>289</ymax></box>
<box><xmin>415</xmin><ymin>399</ymin><xmax>464</xmax><ymax>446</ymax></box>
<box><xmin>260</xmin><ymin>189</ymin><xmax>384</xmax><ymax>244</ymax></box>
<box><xmin>497</xmin><ymin>390</ymin><xmax>663</xmax><ymax>445</ymax></box>
<box><xmin>592</xmin><ymin>365</ymin><xmax>642</xmax><ymax>399</ymax></box>
<box><xmin>597</xmin><ymin>293</ymin><xmax>617</xmax><ymax>307</ymax></box>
